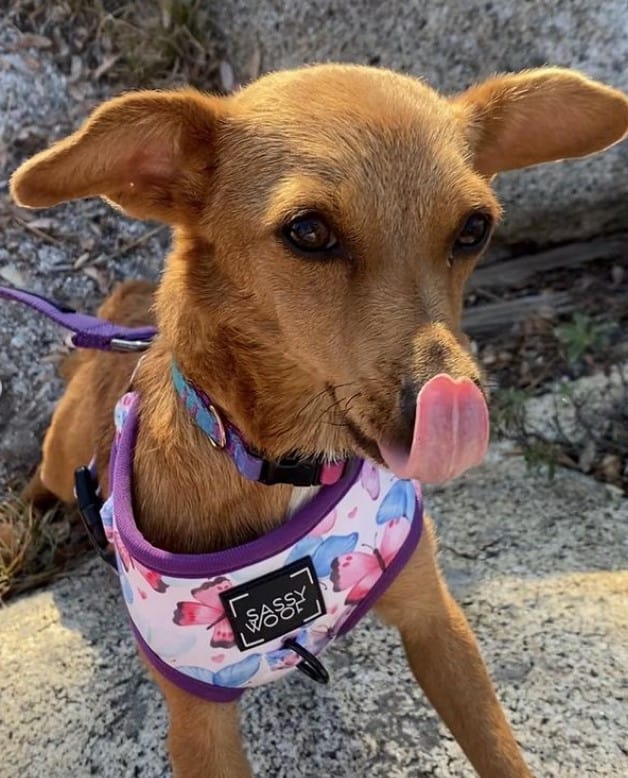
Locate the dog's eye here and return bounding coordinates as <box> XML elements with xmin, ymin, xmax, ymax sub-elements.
<box><xmin>283</xmin><ymin>213</ymin><xmax>339</xmax><ymax>254</ymax></box>
<box><xmin>452</xmin><ymin>212</ymin><xmax>492</xmax><ymax>255</ymax></box>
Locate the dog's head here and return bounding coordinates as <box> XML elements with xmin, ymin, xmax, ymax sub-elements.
<box><xmin>11</xmin><ymin>65</ymin><xmax>628</xmax><ymax>482</ymax></box>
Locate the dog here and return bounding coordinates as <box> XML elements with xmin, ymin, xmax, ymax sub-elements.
<box><xmin>8</xmin><ymin>64</ymin><xmax>627</xmax><ymax>777</ymax></box>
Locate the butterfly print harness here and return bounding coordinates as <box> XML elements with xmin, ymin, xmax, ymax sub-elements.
<box><xmin>0</xmin><ymin>286</ymin><xmax>424</xmax><ymax>701</ymax></box>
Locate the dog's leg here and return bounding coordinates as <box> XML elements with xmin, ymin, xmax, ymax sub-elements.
<box><xmin>153</xmin><ymin>669</ymin><xmax>252</xmax><ymax>778</ymax></box>
<box><xmin>374</xmin><ymin>517</ymin><xmax>531</xmax><ymax>777</ymax></box>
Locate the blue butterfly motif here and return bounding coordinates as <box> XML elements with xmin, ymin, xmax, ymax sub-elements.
<box><xmin>100</xmin><ymin>498</ymin><xmax>114</xmax><ymax>530</ymax></box>
<box><xmin>179</xmin><ymin>653</ymin><xmax>261</xmax><ymax>688</ymax></box>
<box><xmin>266</xmin><ymin>628</ymin><xmax>308</xmax><ymax>672</ymax></box>
<box><xmin>119</xmin><ymin>570</ymin><xmax>134</xmax><ymax>604</ymax></box>
<box><xmin>285</xmin><ymin>532</ymin><xmax>358</xmax><ymax>578</ymax></box>
<box><xmin>376</xmin><ymin>480</ymin><xmax>416</xmax><ymax>524</ymax></box>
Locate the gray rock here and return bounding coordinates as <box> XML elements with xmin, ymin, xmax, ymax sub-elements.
<box><xmin>213</xmin><ymin>0</ymin><xmax>628</xmax><ymax>245</ymax></box>
<box><xmin>0</xmin><ymin>21</ymin><xmax>166</xmax><ymax>495</ymax></box>
<box><xmin>1</xmin><ymin>454</ymin><xmax>627</xmax><ymax>777</ymax></box>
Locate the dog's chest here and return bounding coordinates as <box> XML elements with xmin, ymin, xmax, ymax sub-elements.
<box><xmin>287</xmin><ymin>485</ymin><xmax>321</xmax><ymax>517</ymax></box>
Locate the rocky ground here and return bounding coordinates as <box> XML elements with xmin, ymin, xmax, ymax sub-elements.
<box><xmin>1</xmin><ymin>447</ymin><xmax>626</xmax><ymax>777</ymax></box>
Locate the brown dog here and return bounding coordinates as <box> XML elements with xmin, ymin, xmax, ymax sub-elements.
<box><xmin>10</xmin><ymin>64</ymin><xmax>628</xmax><ymax>777</ymax></box>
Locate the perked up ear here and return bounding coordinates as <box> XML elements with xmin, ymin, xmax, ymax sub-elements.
<box><xmin>10</xmin><ymin>89</ymin><xmax>222</xmax><ymax>223</ymax></box>
<box><xmin>454</xmin><ymin>68</ymin><xmax>628</xmax><ymax>177</ymax></box>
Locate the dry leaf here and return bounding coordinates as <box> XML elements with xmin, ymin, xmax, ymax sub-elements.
<box><xmin>82</xmin><ymin>266</ymin><xmax>109</xmax><ymax>294</ymax></box>
<box><xmin>0</xmin><ymin>265</ymin><xmax>28</xmax><ymax>287</ymax></box>
<box><xmin>599</xmin><ymin>454</ymin><xmax>621</xmax><ymax>482</ymax></box>
<box><xmin>578</xmin><ymin>440</ymin><xmax>596</xmax><ymax>472</ymax></box>
<box><xmin>73</xmin><ymin>252</ymin><xmax>91</xmax><ymax>270</ymax></box>
<box><xmin>219</xmin><ymin>60</ymin><xmax>236</xmax><ymax>93</ymax></box>
<box><xmin>93</xmin><ymin>55</ymin><xmax>120</xmax><ymax>81</ymax></box>
<box><xmin>17</xmin><ymin>34</ymin><xmax>52</xmax><ymax>50</ymax></box>
<box><xmin>25</xmin><ymin>218</ymin><xmax>56</xmax><ymax>231</ymax></box>
<box><xmin>23</xmin><ymin>56</ymin><xmax>41</xmax><ymax>72</ymax></box>
<box><xmin>70</xmin><ymin>55</ymin><xmax>82</xmax><ymax>82</ymax></box>
<box><xmin>245</xmin><ymin>45</ymin><xmax>262</xmax><ymax>82</ymax></box>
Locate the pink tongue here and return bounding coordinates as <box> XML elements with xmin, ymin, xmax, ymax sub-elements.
<box><xmin>379</xmin><ymin>374</ymin><xmax>489</xmax><ymax>484</ymax></box>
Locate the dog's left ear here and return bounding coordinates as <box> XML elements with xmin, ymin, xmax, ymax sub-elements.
<box><xmin>10</xmin><ymin>89</ymin><xmax>223</xmax><ymax>223</ymax></box>
<box><xmin>453</xmin><ymin>68</ymin><xmax>628</xmax><ymax>177</ymax></box>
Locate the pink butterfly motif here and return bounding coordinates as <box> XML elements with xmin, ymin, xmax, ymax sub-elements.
<box><xmin>310</xmin><ymin>508</ymin><xmax>337</xmax><ymax>536</ymax></box>
<box><xmin>173</xmin><ymin>577</ymin><xmax>236</xmax><ymax>649</ymax></box>
<box><xmin>135</xmin><ymin>560</ymin><xmax>168</xmax><ymax>593</ymax></box>
<box><xmin>113</xmin><ymin>532</ymin><xmax>168</xmax><ymax>593</ymax></box>
<box><xmin>330</xmin><ymin>518</ymin><xmax>411</xmax><ymax>604</ymax></box>
<box><xmin>360</xmin><ymin>462</ymin><xmax>381</xmax><ymax>500</ymax></box>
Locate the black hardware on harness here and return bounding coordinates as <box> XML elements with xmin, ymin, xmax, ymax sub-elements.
<box><xmin>74</xmin><ymin>466</ymin><xmax>116</xmax><ymax>569</ymax></box>
<box><xmin>259</xmin><ymin>456</ymin><xmax>326</xmax><ymax>487</ymax></box>
<box><xmin>283</xmin><ymin>638</ymin><xmax>330</xmax><ymax>685</ymax></box>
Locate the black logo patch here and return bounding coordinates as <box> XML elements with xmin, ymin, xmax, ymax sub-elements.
<box><xmin>220</xmin><ymin>557</ymin><xmax>326</xmax><ymax>651</ymax></box>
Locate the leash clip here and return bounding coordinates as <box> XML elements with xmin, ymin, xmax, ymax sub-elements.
<box><xmin>109</xmin><ymin>337</ymin><xmax>153</xmax><ymax>353</ymax></box>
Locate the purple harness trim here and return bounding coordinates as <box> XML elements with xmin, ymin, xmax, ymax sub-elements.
<box><xmin>113</xmin><ymin>398</ymin><xmax>364</xmax><ymax>577</ymax></box>
<box><xmin>0</xmin><ymin>286</ymin><xmax>157</xmax><ymax>350</ymax></box>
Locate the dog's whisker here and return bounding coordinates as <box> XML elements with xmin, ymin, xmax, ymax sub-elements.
<box><xmin>295</xmin><ymin>382</ymin><xmax>357</xmax><ymax>419</ymax></box>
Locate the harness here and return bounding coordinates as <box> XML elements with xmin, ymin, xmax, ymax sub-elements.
<box><xmin>0</xmin><ymin>285</ymin><xmax>423</xmax><ymax>701</ymax></box>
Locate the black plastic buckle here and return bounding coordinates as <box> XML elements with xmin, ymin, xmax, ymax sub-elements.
<box><xmin>258</xmin><ymin>455</ymin><xmax>323</xmax><ymax>487</ymax></box>
<box><xmin>74</xmin><ymin>466</ymin><xmax>116</xmax><ymax>568</ymax></box>
<box><xmin>284</xmin><ymin>638</ymin><xmax>330</xmax><ymax>685</ymax></box>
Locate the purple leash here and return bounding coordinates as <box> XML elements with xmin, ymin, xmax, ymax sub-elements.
<box><xmin>0</xmin><ymin>286</ymin><xmax>156</xmax><ymax>351</ymax></box>
<box><xmin>0</xmin><ymin>284</ymin><xmax>351</xmax><ymax>488</ymax></box>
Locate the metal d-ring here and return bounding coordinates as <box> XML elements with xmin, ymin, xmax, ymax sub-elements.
<box><xmin>283</xmin><ymin>638</ymin><xmax>330</xmax><ymax>685</ymax></box>
<box><xmin>207</xmin><ymin>404</ymin><xmax>227</xmax><ymax>449</ymax></box>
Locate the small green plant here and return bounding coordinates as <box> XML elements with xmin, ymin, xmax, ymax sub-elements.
<box><xmin>490</xmin><ymin>366</ymin><xmax>627</xmax><ymax>493</ymax></box>
<box><xmin>521</xmin><ymin>439</ymin><xmax>560</xmax><ymax>480</ymax></box>
<box><xmin>489</xmin><ymin>387</ymin><xmax>530</xmax><ymax>438</ymax></box>
<box><xmin>554</xmin><ymin>313</ymin><xmax>612</xmax><ymax>366</ymax></box>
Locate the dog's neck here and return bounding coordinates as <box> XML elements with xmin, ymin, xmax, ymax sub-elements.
<box><xmin>129</xmin><ymin>345</ymin><xmax>297</xmax><ymax>553</ymax></box>
<box><xmin>128</xmin><ymin>333</ymin><xmax>347</xmax><ymax>555</ymax></box>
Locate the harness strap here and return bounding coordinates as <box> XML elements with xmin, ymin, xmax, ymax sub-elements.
<box><xmin>0</xmin><ymin>286</ymin><xmax>156</xmax><ymax>351</ymax></box>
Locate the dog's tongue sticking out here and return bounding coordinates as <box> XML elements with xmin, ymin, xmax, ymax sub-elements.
<box><xmin>379</xmin><ymin>374</ymin><xmax>489</xmax><ymax>484</ymax></box>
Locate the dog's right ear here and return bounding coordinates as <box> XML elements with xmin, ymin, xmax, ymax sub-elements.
<box><xmin>10</xmin><ymin>90</ymin><xmax>222</xmax><ymax>223</ymax></box>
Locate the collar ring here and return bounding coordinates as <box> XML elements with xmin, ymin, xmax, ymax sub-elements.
<box><xmin>208</xmin><ymin>405</ymin><xmax>227</xmax><ymax>449</ymax></box>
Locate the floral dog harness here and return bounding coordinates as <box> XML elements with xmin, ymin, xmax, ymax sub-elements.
<box><xmin>102</xmin><ymin>392</ymin><xmax>423</xmax><ymax>701</ymax></box>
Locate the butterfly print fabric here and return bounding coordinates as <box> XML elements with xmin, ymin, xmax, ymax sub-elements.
<box><xmin>103</xmin><ymin>393</ymin><xmax>423</xmax><ymax>700</ymax></box>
